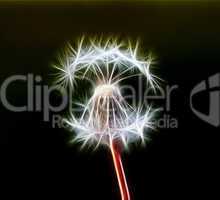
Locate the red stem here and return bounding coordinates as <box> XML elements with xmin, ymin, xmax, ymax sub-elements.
<box><xmin>110</xmin><ymin>141</ymin><xmax>131</xmax><ymax>200</ymax></box>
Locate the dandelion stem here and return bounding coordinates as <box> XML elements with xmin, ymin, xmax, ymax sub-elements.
<box><xmin>110</xmin><ymin>140</ymin><xmax>131</xmax><ymax>200</ymax></box>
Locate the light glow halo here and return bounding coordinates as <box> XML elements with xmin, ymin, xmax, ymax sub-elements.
<box><xmin>54</xmin><ymin>37</ymin><xmax>160</xmax><ymax>149</ymax></box>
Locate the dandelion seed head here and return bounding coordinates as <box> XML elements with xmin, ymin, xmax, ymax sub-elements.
<box><xmin>55</xmin><ymin>36</ymin><xmax>160</xmax><ymax>150</ymax></box>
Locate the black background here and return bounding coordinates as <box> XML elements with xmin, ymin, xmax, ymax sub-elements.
<box><xmin>1</xmin><ymin>1</ymin><xmax>219</xmax><ymax>199</ymax></box>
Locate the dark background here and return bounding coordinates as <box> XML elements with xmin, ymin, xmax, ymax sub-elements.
<box><xmin>1</xmin><ymin>1</ymin><xmax>219</xmax><ymax>199</ymax></box>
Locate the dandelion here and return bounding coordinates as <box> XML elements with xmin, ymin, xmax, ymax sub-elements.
<box><xmin>54</xmin><ymin>37</ymin><xmax>160</xmax><ymax>200</ymax></box>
